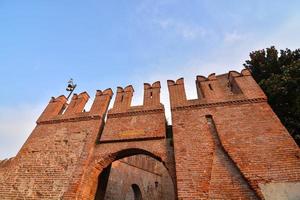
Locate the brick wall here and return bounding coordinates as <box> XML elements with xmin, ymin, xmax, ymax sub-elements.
<box><xmin>74</xmin><ymin>82</ymin><xmax>177</xmax><ymax>199</ymax></box>
<box><xmin>0</xmin><ymin>89</ymin><xmax>112</xmax><ymax>199</ymax></box>
<box><xmin>0</xmin><ymin>69</ymin><xmax>299</xmax><ymax>200</ymax></box>
<box><xmin>168</xmin><ymin>69</ymin><xmax>300</xmax><ymax>200</ymax></box>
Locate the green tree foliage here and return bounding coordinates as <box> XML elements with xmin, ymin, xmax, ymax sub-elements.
<box><xmin>244</xmin><ymin>46</ymin><xmax>300</xmax><ymax>146</ymax></box>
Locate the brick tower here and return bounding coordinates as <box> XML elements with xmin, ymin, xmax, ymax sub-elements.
<box><xmin>167</xmin><ymin>69</ymin><xmax>300</xmax><ymax>199</ymax></box>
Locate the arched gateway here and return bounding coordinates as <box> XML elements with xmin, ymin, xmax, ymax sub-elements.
<box><xmin>0</xmin><ymin>69</ymin><xmax>299</xmax><ymax>200</ymax></box>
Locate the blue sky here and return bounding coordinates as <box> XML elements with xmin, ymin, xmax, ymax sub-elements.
<box><xmin>0</xmin><ymin>0</ymin><xmax>300</xmax><ymax>159</ymax></box>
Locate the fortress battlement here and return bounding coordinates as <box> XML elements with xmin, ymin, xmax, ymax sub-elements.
<box><xmin>110</xmin><ymin>81</ymin><xmax>163</xmax><ymax>116</ymax></box>
<box><xmin>1</xmin><ymin>68</ymin><xmax>299</xmax><ymax>200</ymax></box>
<box><xmin>168</xmin><ymin>69</ymin><xmax>267</xmax><ymax>109</ymax></box>
<box><xmin>38</xmin><ymin>69</ymin><xmax>267</xmax><ymax>124</ymax></box>
<box><xmin>37</xmin><ymin>89</ymin><xmax>113</xmax><ymax>124</ymax></box>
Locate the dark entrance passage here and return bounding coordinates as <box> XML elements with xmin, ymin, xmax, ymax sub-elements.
<box><xmin>94</xmin><ymin>154</ymin><xmax>175</xmax><ymax>200</ymax></box>
<box><xmin>94</xmin><ymin>164</ymin><xmax>112</xmax><ymax>200</ymax></box>
<box><xmin>132</xmin><ymin>184</ymin><xmax>142</xmax><ymax>200</ymax></box>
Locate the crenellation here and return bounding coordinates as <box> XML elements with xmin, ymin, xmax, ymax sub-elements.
<box><xmin>196</xmin><ymin>75</ymin><xmax>206</xmax><ymax>99</ymax></box>
<box><xmin>169</xmin><ymin>69</ymin><xmax>268</xmax><ymax>109</ymax></box>
<box><xmin>228</xmin><ymin>69</ymin><xmax>266</xmax><ymax>99</ymax></box>
<box><xmin>112</xmin><ymin>82</ymin><xmax>163</xmax><ymax>114</ymax></box>
<box><xmin>90</xmin><ymin>88</ymin><xmax>113</xmax><ymax>116</ymax></box>
<box><xmin>37</xmin><ymin>95</ymin><xmax>67</xmax><ymax>122</ymax></box>
<box><xmin>101</xmin><ymin>81</ymin><xmax>166</xmax><ymax>143</ymax></box>
<box><xmin>113</xmin><ymin>85</ymin><xmax>134</xmax><ymax>112</ymax></box>
<box><xmin>196</xmin><ymin>73</ymin><xmax>226</xmax><ymax>100</ymax></box>
<box><xmin>241</xmin><ymin>68</ymin><xmax>252</xmax><ymax>76</ymax></box>
<box><xmin>64</xmin><ymin>92</ymin><xmax>90</xmax><ymax>115</ymax></box>
<box><xmin>37</xmin><ymin>90</ymin><xmax>112</xmax><ymax>124</ymax></box>
<box><xmin>1</xmin><ymin>68</ymin><xmax>299</xmax><ymax>200</ymax></box>
<box><xmin>228</xmin><ymin>71</ymin><xmax>243</xmax><ymax>94</ymax></box>
<box><xmin>167</xmin><ymin>78</ymin><xmax>187</xmax><ymax>107</ymax></box>
<box><xmin>143</xmin><ymin>81</ymin><xmax>161</xmax><ymax>107</ymax></box>
<box><xmin>208</xmin><ymin>73</ymin><xmax>217</xmax><ymax>80</ymax></box>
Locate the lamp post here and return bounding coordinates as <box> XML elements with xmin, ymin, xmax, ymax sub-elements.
<box><xmin>66</xmin><ymin>78</ymin><xmax>77</xmax><ymax>100</ymax></box>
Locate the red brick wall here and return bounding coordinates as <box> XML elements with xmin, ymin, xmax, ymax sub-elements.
<box><xmin>168</xmin><ymin>69</ymin><xmax>300</xmax><ymax>200</ymax></box>
<box><xmin>100</xmin><ymin>82</ymin><xmax>166</xmax><ymax>142</ymax></box>
<box><xmin>0</xmin><ymin>89</ymin><xmax>112</xmax><ymax>199</ymax></box>
<box><xmin>74</xmin><ymin>82</ymin><xmax>177</xmax><ymax>199</ymax></box>
<box><xmin>1</xmin><ymin>69</ymin><xmax>299</xmax><ymax>200</ymax></box>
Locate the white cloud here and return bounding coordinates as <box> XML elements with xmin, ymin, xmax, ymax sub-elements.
<box><xmin>224</xmin><ymin>31</ymin><xmax>245</xmax><ymax>43</ymax></box>
<box><xmin>131</xmin><ymin>12</ymin><xmax>300</xmax><ymax>122</ymax></box>
<box><xmin>140</xmin><ymin>12</ymin><xmax>300</xmax><ymax>124</ymax></box>
<box><xmin>155</xmin><ymin>18</ymin><xmax>207</xmax><ymax>40</ymax></box>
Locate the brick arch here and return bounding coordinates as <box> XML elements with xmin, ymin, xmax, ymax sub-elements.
<box><xmin>76</xmin><ymin>147</ymin><xmax>173</xmax><ymax>200</ymax></box>
<box><xmin>96</xmin><ymin>148</ymin><xmax>165</xmax><ymax>170</ymax></box>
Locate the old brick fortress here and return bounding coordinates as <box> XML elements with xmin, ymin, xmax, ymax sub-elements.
<box><xmin>0</xmin><ymin>69</ymin><xmax>299</xmax><ymax>200</ymax></box>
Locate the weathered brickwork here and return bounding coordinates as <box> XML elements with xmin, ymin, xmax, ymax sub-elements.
<box><xmin>71</xmin><ymin>81</ymin><xmax>177</xmax><ymax>200</ymax></box>
<box><xmin>0</xmin><ymin>69</ymin><xmax>299</xmax><ymax>200</ymax></box>
<box><xmin>0</xmin><ymin>89</ymin><xmax>113</xmax><ymax>199</ymax></box>
<box><xmin>103</xmin><ymin>155</ymin><xmax>175</xmax><ymax>200</ymax></box>
<box><xmin>168</xmin><ymin>69</ymin><xmax>300</xmax><ymax>200</ymax></box>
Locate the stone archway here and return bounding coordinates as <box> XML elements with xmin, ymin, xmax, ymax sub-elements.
<box><xmin>76</xmin><ymin>148</ymin><xmax>175</xmax><ymax>200</ymax></box>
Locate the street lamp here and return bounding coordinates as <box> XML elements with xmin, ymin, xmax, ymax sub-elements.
<box><xmin>66</xmin><ymin>78</ymin><xmax>77</xmax><ymax>100</ymax></box>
